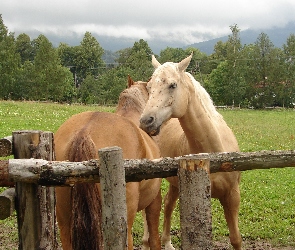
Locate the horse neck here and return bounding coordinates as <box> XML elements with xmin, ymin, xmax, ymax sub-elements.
<box><xmin>117</xmin><ymin>108</ymin><xmax>141</xmax><ymax>126</ymax></box>
<box><xmin>178</xmin><ymin>76</ymin><xmax>225</xmax><ymax>152</ymax></box>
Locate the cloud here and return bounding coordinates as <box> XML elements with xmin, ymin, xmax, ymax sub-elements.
<box><xmin>2</xmin><ymin>0</ymin><xmax>295</xmax><ymax>47</ymax></box>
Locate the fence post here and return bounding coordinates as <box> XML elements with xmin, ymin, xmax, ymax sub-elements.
<box><xmin>99</xmin><ymin>146</ymin><xmax>127</xmax><ymax>250</ymax></box>
<box><xmin>178</xmin><ymin>158</ymin><xmax>212</xmax><ymax>249</ymax></box>
<box><xmin>13</xmin><ymin>130</ymin><xmax>58</xmax><ymax>250</ymax></box>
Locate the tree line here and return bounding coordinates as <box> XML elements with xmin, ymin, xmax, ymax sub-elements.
<box><xmin>1</xmin><ymin>15</ymin><xmax>295</xmax><ymax>108</ymax></box>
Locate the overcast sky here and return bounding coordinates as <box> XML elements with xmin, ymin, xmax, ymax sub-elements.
<box><xmin>2</xmin><ymin>0</ymin><xmax>295</xmax><ymax>45</ymax></box>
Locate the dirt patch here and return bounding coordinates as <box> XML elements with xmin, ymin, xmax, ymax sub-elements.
<box><xmin>1</xmin><ymin>218</ymin><xmax>294</xmax><ymax>250</ymax></box>
<box><xmin>0</xmin><ymin>218</ymin><xmax>18</xmax><ymax>250</ymax></box>
<box><xmin>213</xmin><ymin>237</ymin><xmax>294</xmax><ymax>250</ymax></box>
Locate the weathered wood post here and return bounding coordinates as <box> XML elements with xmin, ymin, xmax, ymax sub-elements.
<box><xmin>99</xmin><ymin>146</ymin><xmax>127</xmax><ymax>250</ymax></box>
<box><xmin>0</xmin><ymin>135</ymin><xmax>13</xmax><ymax>157</ymax></box>
<box><xmin>0</xmin><ymin>188</ymin><xmax>15</xmax><ymax>219</ymax></box>
<box><xmin>178</xmin><ymin>158</ymin><xmax>213</xmax><ymax>249</ymax></box>
<box><xmin>13</xmin><ymin>130</ymin><xmax>58</xmax><ymax>250</ymax></box>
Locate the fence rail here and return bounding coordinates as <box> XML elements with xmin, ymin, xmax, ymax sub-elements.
<box><xmin>1</xmin><ymin>150</ymin><xmax>295</xmax><ymax>186</ymax></box>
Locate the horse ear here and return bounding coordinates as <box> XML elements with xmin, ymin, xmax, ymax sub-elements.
<box><xmin>178</xmin><ymin>52</ymin><xmax>193</xmax><ymax>72</ymax></box>
<box><xmin>139</xmin><ymin>81</ymin><xmax>148</xmax><ymax>89</ymax></box>
<box><xmin>127</xmin><ymin>74</ymin><xmax>135</xmax><ymax>88</ymax></box>
<box><xmin>152</xmin><ymin>55</ymin><xmax>161</xmax><ymax>68</ymax></box>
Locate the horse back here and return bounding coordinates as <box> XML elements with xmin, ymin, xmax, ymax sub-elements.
<box><xmin>86</xmin><ymin>112</ymin><xmax>158</xmax><ymax>159</ymax></box>
<box><xmin>54</xmin><ymin>111</ymin><xmax>157</xmax><ymax>159</ymax></box>
<box><xmin>55</xmin><ymin>111</ymin><xmax>97</xmax><ymax>161</ymax></box>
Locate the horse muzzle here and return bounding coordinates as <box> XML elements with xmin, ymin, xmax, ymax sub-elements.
<box><xmin>139</xmin><ymin>116</ymin><xmax>161</xmax><ymax>136</ymax></box>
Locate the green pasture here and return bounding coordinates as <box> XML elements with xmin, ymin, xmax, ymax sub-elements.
<box><xmin>0</xmin><ymin>101</ymin><xmax>295</xmax><ymax>248</ymax></box>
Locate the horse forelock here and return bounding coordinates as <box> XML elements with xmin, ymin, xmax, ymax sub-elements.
<box><xmin>151</xmin><ymin>63</ymin><xmax>180</xmax><ymax>85</ymax></box>
<box><xmin>153</xmin><ymin>62</ymin><xmax>178</xmax><ymax>75</ymax></box>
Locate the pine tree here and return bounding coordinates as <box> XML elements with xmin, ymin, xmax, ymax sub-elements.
<box><xmin>15</xmin><ymin>33</ymin><xmax>34</xmax><ymax>63</ymax></box>
<box><xmin>0</xmin><ymin>15</ymin><xmax>20</xmax><ymax>99</ymax></box>
<box><xmin>75</xmin><ymin>32</ymin><xmax>104</xmax><ymax>80</ymax></box>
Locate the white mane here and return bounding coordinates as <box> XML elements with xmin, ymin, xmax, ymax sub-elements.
<box><xmin>186</xmin><ymin>72</ymin><xmax>221</xmax><ymax>119</ymax></box>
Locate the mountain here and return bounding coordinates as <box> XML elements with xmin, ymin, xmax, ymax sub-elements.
<box><xmin>185</xmin><ymin>22</ymin><xmax>295</xmax><ymax>55</ymax></box>
<box><xmin>28</xmin><ymin>22</ymin><xmax>295</xmax><ymax>62</ymax></box>
<box><xmin>45</xmin><ymin>32</ymin><xmax>183</xmax><ymax>55</ymax></box>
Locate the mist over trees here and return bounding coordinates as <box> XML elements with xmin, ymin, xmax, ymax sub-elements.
<box><xmin>1</xmin><ymin>15</ymin><xmax>295</xmax><ymax>108</ymax></box>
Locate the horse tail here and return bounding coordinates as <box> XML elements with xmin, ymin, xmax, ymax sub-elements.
<box><xmin>68</xmin><ymin>134</ymin><xmax>103</xmax><ymax>250</ymax></box>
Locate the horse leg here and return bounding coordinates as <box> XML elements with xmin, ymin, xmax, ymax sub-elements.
<box><xmin>142</xmin><ymin>210</ymin><xmax>150</xmax><ymax>250</ymax></box>
<box><xmin>162</xmin><ymin>184</ymin><xmax>179</xmax><ymax>250</ymax></box>
<box><xmin>127</xmin><ymin>209</ymin><xmax>136</xmax><ymax>250</ymax></box>
<box><xmin>56</xmin><ymin>186</ymin><xmax>73</xmax><ymax>250</ymax></box>
<box><xmin>143</xmin><ymin>190</ymin><xmax>162</xmax><ymax>250</ymax></box>
<box><xmin>126</xmin><ymin>182</ymin><xmax>140</xmax><ymax>250</ymax></box>
<box><xmin>219</xmin><ymin>186</ymin><xmax>242</xmax><ymax>250</ymax></box>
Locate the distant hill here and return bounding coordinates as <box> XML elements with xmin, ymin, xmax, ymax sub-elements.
<box><xmin>46</xmin><ymin>32</ymin><xmax>182</xmax><ymax>55</ymax></box>
<box><xmin>102</xmin><ymin>22</ymin><xmax>295</xmax><ymax>63</ymax></box>
<box><xmin>184</xmin><ymin>22</ymin><xmax>295</xmax><ymax>55</ymax></box>
<box><xmin>38</xmin><ymin>21</ymin><xmax>295</xmax><ymax>62</ymax></box>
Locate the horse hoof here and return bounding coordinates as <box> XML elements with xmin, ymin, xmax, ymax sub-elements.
<box><xmin>164</xmin><ymin>243</ymin><xmax>175</xmax><ymax>250</ymax></box>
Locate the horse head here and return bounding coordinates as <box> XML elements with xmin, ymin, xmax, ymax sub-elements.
<box><xmin>116</xmin><ymin>75</ymin><xmax>149</xmax><ymax>126</ymax></box>
<box><xmin>140</xmin><ymin>54</ymin><xmax>193</xmax><ymax>136</ymax></box>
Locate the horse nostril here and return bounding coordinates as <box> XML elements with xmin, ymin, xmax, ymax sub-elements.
<box><xmin>141</xmin><ymin>116</ymin><xmax>155</xmax><ymax>126</ymax></box>
<box><xmin>147</xmin><ymin>116</ymin><xmax>154</xmax><ymax>125</ymax></box>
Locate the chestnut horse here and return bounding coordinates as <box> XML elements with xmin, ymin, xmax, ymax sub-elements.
<box><xmin>55</xmin><ymin>77</ymin><xmax>162</xmax><ymax>250</ymax></box>
<box><xmin>140</xmin><ymin>54</ymin><xmax>242</xmax><ymax>250</ymax></box>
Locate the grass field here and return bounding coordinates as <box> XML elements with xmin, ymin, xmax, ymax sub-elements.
<box><xmin>0</xmin><ymin>101</ymin><xmax>295</xmax><ymax>249</ymax></box>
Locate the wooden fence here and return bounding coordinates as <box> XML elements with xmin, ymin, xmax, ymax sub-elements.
<box><xmin>1</xmin><ymin>130</ymin><xmax>295</xmax><ymax>249</ymax></box>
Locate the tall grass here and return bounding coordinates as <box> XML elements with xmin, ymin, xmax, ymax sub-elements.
<box><xmin>0</xmin><ymin>102</ymin><xmax>295</xmax><ymax>248</ymax></box>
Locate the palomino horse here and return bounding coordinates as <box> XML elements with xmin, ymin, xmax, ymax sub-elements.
<box><xmin>140</xmin><ymin>54</ymin><xmax>242</xmax><ymax>250</ymax></box>
<box><xmin>55</xmin><ymin>77</ymin><xmax>162</xmax><ymax>250</ymax></box>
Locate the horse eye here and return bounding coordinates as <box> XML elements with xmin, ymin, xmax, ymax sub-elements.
<box><xmin>169</xmin><ymin>83</ymin><xmax>177</xmax><ymax>89</ymax></box>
